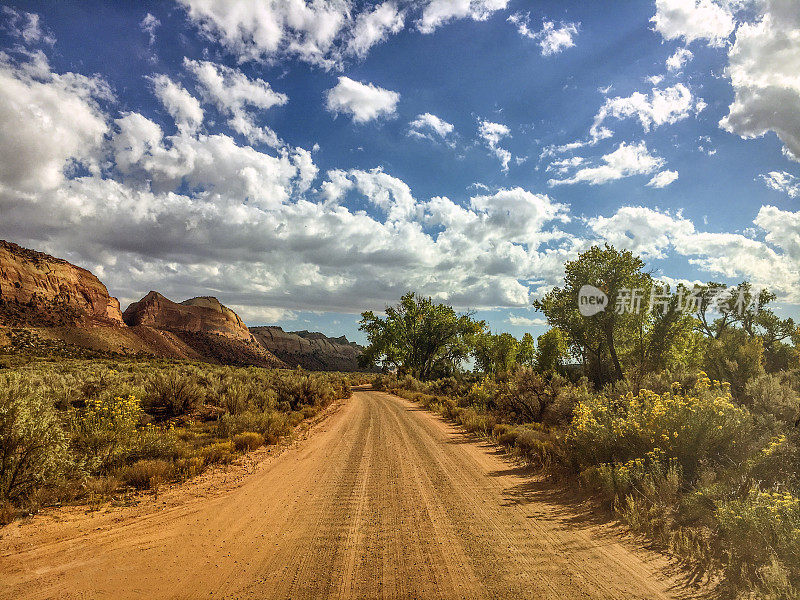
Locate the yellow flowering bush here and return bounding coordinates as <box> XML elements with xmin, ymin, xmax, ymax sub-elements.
<box><xmin>567</xmin><ymin>374</ymin><xmax>750</xmax><ymax>479</ymax></box>
<box><xmin>72</xmin><ymin>392</ymin><xmax>145</xmax><ymax>471</ymax></box>
<box><xmin>466</xmin><ymin>377</ymin><xmax>497</xmax><ymax>410</ymax></box>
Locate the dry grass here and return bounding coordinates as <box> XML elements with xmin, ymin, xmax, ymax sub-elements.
<box><xmin>0</xmin><ymin>358</ymin><xmax>361</xmax><ymax>518</ymax></box>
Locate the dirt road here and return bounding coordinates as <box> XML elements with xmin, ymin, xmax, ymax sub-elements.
<box><xmin>0</xmin><ymin>389</ymin><xmax>688</xmax><ymax>599</ymax></box>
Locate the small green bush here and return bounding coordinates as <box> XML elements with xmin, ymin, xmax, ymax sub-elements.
<box><xmin>118</xmin><ymin>459</ymin><xmax>172</xmax><ymax>489</ymax></box>
<box><xmin>233</xmin><ymin>432</ymin><xmax>264</xmax><ymax>452</ymax></box>
<box><xmin>143</xmin><ymin>371</ymin><xmax>204</xmax><ymax>418</ymax></box>
<box><xmin>201</xmin><ymin>441</ymin><xmax>235</xmax><ymax>465</ymax></box>
<box><xmin>717</xmin><ymin>490</ymin><xmax>800</xmax><ymax>598</ymax></box>
<box><xmin>0</xmin><ymin>376</ymin><xmax>68</xmax><ymax>504</ymax></box>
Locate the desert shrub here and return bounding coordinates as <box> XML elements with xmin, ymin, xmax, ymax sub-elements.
<box><xmin>0</xmin><ymin>501</ymin><xmax>14</xmax><ymax>525</ymax></box>
<box><xmin>549</xmin><ymin>377</ymin><xmax>592</xmax><ymax>426</ymax></box>
<box><xmin>465</xmin><ymin>377</ymin><xmax>497</xmax><ymax>411</ymax></box>
<box><xmin>233</xmin><ymin>432</ymin><xmax>264</xmax><ymax>452</ymax></box>
<box><xmin>456</xmin><ymin>407</ymin><xmax>496</xmax><ymax>437</ymax></box>
<box><xmin>118</xmin><ymin>459</ymin><xmax>172</xmax><ymax>489</ymax></box>
<box><xmin>0</xmin><ymin>377</ymin><xmax>68</xmax><ymax>504</ymax></box>
<box><xmin>143</xmin><ymin>371</ymin><xmax>204</xmax><ymax>418</ymax></box>
<box><xmin>717</xmin><ymin>490</ymin><xmax>800</xmax><ymax>598</ymax></box>
<box><xmin>745</xmin><ymin>372</ymin><xmax>800</xmax><ymax>423</ymax></box>
<box><xmin>127</xmin><ymin>425</ymin><xmax>183</xmax><ymax>463</ymax></box>
<box><xmin>217</xmin><ymin>411</ymin><xmax>291</xmax><ymax>444</ymax></box>
<box><xmin>301</xmin><ymin>405</ymin><xmax>318</xmax><ymax>419</ymax></box>
<box><xmin>174</xmin><ymin>456</ymin><xmax>205</xmax><ymax>481</ymax></box>
<box><xmin>83</xmin><ymin>475</ymin><xmax>120</xmax><ymax>501</ymax></box>
<box><xmin>201</xmin><ymin>441</ymin><xmax>235</xmax><ymax>465</ymax></box>
<box><xmin>703</xmin><ymin>329</ymin><xmax>765</xmax><ymax>400</ymax></box>
<box><xmin>273</xmin><ymin>372</ymin><xmax>338</xmax><ymax>409</ymax></box>
<box><xmin>70</xmin><ymin>392</ymin><xmax>143</xmax><ymax>471</ymax></box>
<box><xmin>372</xmin><ymin>373</ymin><xmax>398</xmax><ymax>391</ymax></box>
<box><xmin>497</xmin><ymin>369</ymin><xmax>565</xmax><ymax>424</ymax></box>
<box><xmin>745</xmin><ymin>433</ymin><xmax>800</xmax><ymax>493</ymax></box>
<box><xmin>220</xmin><ymin>381</ymin><xmax>252</xmax><ymax>415</ymax></box>
<box><xmin>428</xmin><ymin>377</ymin><xmax>465</xmax><ymax>398</ymax></box>
<box><xmin>399</xmin><ymin>374</ymin><xmax>425</xmax><ymax>392</ymax></box>
<box><xmin>567</xmin><ymin>374</ymin><xmax>751</xmax><ymax>481</ymax></box>
<box><xmin>511</xmin><ymin>426</ymin><xmax>562</xmax><ymax>468</ymax></box>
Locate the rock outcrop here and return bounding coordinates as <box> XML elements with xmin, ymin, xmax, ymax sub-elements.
<box><xmin>251</xmin><ymin>326</ymin><xmax>365</xmax><ymax>371</ymax></box>
<box><xmin>123</xmin><ymin>292</ymin><xmax>253</xmax><ymax>342</ymax></box>
<box><xmin>0</xmin><ymin>240</ymin><xmax>124</xmax><ymax>326</ymax></box>
<box><xmin>123</xmin><ymin>292</ymin><xmax>284</xmax><ymax>368</ymax></box>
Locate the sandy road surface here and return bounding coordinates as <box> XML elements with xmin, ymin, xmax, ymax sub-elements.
<box><xmin>0</xmin><ymin>389</ymin><xmax>689</xmax><ymax>599</ymax></box>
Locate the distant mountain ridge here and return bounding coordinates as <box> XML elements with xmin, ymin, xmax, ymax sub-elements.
<box><xmin>250</xmin><ymin>326</ymin><xmax>365</xmax><ymax>372</ymax></box>
<box><xmin>0</xmin><ymin>240</ymin><xmax>362</xmax><ymax>370</ymax></box>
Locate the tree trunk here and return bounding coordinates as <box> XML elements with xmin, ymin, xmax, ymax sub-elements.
<box><xmin>605</xmin><ymin>323</ymin><xmax>625</xmax><ymax>381</ymax></box>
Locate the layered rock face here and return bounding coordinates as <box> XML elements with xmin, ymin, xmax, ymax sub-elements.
<box><xmin>123</xmin><ymin>292</ymin><xmax>253</xmax><ymax>342</ymax></box>
<box><xmin>123</xmin><ymin>292</ymin><xmax>283</xmax><ymax>368</ymax></box>
<box><xmin>0</xmin><ymin>240</ymin><xmax>124</xmax><ymax>326</ymax></box>
<box><xmin>251</xmin><ymin>326</ymin><xmax>364</xmax><ymax>371</ymax></box>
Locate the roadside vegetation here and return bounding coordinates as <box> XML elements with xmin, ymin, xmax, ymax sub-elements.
<box><xmin>0</xmin><ymin>358</ymin><xmax>359</xmax><ymax>523</ymax></box>
<box><xmin>362</xmin><ymin>245</ymin><xmax>800</xmax><ymax>600</ymax></box>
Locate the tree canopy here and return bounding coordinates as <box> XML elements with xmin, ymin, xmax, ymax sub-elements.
<box><xmin>359</xmin><ymin>292</ymin><xmax>485</xmax><ymax>380</ymax></box>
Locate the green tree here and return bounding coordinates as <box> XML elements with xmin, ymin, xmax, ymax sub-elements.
<box><xmin>535</xmin><ymin>328</ymin><xmax>568</xmax><ymax>373</ymax></box>
<box><xmin>474</xmin><ymin>332</ymin><xmax>519</xmax><ymax>376</ymax></box>
<box><xmin>533</xmin><ymin>245</ymin><xmax>650</xmax><ymax>385</ymax></box>
<box><xmin>516</xmin><ymin>333</ymin><xmax>536</xmax><ymax>368</ymax></box>
<box><xmin>691</xmin><ymin>282</ymin><xmax>797</xmax><ymax>373</ymax></box>
<box><xmin>359</xmin><ymin>292</ymin><xmax>485</xmax><ymax>380</ymax></box>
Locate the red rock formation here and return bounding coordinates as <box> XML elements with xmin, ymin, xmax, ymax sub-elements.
<box><xmin>123</xmin><ymin>292</ymin><xmax>254</xmax><ymax>342</ymax></box>
<box><xmin>0</xmin><ymin>240</ymin><xmax>123</xmax><ymax>326</ymax></box>
<box><xmin>123</xmin><ymin>292</ymin><xmax>284</xmax><ymax>368</ymax></box>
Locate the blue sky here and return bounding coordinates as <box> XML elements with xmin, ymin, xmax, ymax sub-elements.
<box><xmin>0</xmin><ymin>0</ymin><xmax>798</xmax><ymax>344</ymax></box>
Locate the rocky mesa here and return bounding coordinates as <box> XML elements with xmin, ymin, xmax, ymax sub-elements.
<box><xmin>123</xmin><ymin>292</ymin><xmax>253</xmax><ymax>342</ymax></box>
<box><xmin>250</xmin><ymin>326</ymin><xmax>365</xmax><ymax>371</ymax></box>
<box><xmin>0</xmin><ymin>240</ymin><xmax>124</xmax><ymax>327</ymax></box>
<box><xmin>122</xmin><ymin>292</ymin><xmax>283</xmax><ymax>368</ymax></box>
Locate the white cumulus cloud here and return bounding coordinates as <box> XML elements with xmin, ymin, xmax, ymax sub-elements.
<box><xmin>760</xmin><ymin>171</ymin><xmax>800</xmax><ymax>198</ymax></box>
<box><xmin>647</xmin><ymin>170</ymin><xmax>679</xmax><ymax>188</ymax></box>
<box><xmin>508</xmin><ymin>14</ymin><xmax>579</xmax><ymax>56</ymax></box>
<box><xmin>549</xmin><ymin>141</ymin><xmax>665</xmax><ymax>186</ymax></box>
<box><xmin>409</xmin><ymin>113</ymin><xmax>455</xmax><ymax>144</ymax></box>
<box><xmin>149</xmin><ymin>74</ymin><xmax>204</xmax><ymax>134</ymax></box>
<box><xmin>416</xmin><ymin>0</ymin><xmax>510</xmax><ymax>34</ymax></box>
<box><xmin>478</xmin><ymin>120</ymin><xmax>512</xmax><ymax>172</ymax></box>
<box><xmin>325</xmin><ymin>76</ymin><xmax>399</xmax><ymax>123</ymax></box>
<box><xmin>666</xmin><ymin>47</ymin><xmax>694</xmax><ymax>71</ymax></box>
<box><xmin>651</xmin><ymin>0</ymin><xmax>735</xmax><ymax>47</ymax></box>
<box><xmin>185</xmin><ymin>59</ymin><xmax>287</xmax><ymax>146</ymax></box>
<box><xmin>591</xmin><ymin>83</ymin><xmax>701</xmax><ymax>140</ymax></box>
<box><xmin>719</xmin><ymin>0</ymin><xmax>800</xmax><ymax>162</ymax></box>
<box><xmin>347</xmin><ymin>2</ymin><xmax>405</xmax><ymax>58</ymax></box>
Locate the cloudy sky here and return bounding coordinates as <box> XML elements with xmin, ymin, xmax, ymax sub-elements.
<box><xmin>0</xmin><ymin>0</ymin><xmax>798</xmax><ymax>343</ymax></box>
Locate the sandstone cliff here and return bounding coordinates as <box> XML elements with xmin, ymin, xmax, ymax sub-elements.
<box><xmin>123</xmin><ymin>292</ymin><xmax>283</xmax><ymax>368</ymax></box>
<box><xmin>123</xmin><ymin>292</ymin><xmax>253</xmax><ymax>342</ymax></box>
<box><xmin>250</xmin><ymin>326</ymin><xmax>364</xmax><ymax>371</ymax></box>
<box><xmin>0</xmin><ymin>240</ymin><xmax>123</xmax><ymax>326</ymax></box>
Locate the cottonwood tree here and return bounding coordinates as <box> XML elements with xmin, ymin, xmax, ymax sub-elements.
<box><xmin>534</xmin><ymin>245</ymin><xmax>699</xmax><ymax>387</ymax></box>
<box><xmin>473</xmin><ymin>332</ymin><xmax>519</xmax><ymax>376</ymax></box>
<box><xmin>535</xmin><ymin>328</ymin><xmax>568</xmax><ymax>374</ymax></box>
<box><xmin>359</xmin><ymin>292</ymin><xmax>485</xmax><ymax>380</ymax></box>
<box><xmin>533</xmin><ymin>245</ymin><xmax>650</xmax><ymax>385</ymax></box>
<box><xmin>690</xmin><ymin>282</ymin><xmax>798</xmax><ymax>371</ymax></box>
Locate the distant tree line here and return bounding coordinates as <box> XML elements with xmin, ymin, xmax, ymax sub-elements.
<box><xmin>359</xmin><ymin>245</ymin><xmax>798</xmax><ymax>388</ymax></box>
